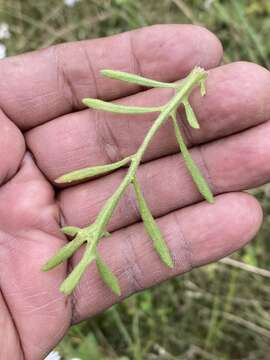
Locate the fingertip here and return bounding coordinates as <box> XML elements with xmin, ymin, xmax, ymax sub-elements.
<box><xmin>187</xmin><ymin>192</ymin><xmax>263</xmax><ymax>268</ymax></box>
<box><xmin>231</xmin><ymin>191</ymin><xmax>263</xmax><ymax>243</ymax></box>
<box><xmin>209</xmin><ymin>191</ymin><xmax>263</xmax><ymax>245</ymax></box>
<box><xmin>187</xmin><ymin>24</ymin><xmax>224</xmax><ymax>67</ymax></box>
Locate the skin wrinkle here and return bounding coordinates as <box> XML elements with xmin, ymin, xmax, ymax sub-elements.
<box><xmin>55</xmin><ymin>45</ymin><xmax>81</xmax><ymax>111</ymax></box>
<box><xmin>118</xmin><ymin>184</ymin><xmax>141</xmax><ymax>227</ymax></box>
<box><xmin>92</xmin><ymin>109</ymin><xmax>122</xmax><ymax>165</ymax></box>
<box><xmin>171</xmin><ymin>211</ymin><xmax>193</xmax><ymax>271</ymax></box>
<box><xmin>21</xmin><ymin>296</ymin><xmax>63</xmax><ymax>315</ymax></box>
<box><xmin>102</xmin><ymin>113</ymin><xmax>125</xmax><ymax>163</ymax></box>
<box><xmin>129</xmin><ymin>31</ymin><xmax>143</xmax><ymax>78</ymax></box>
<box><xmin>54</xmin><ymin>45</ymin><xmax>74</xmax><ymax>111</ymax></box>
<box><xmin>122</xmin><ymin>228</ymin><xmax>145</xmax><ymax>293</ymax></box>
<box><xmin>58</xmin><ymin>200</ymin><xmax>69</xmax><ymax>229</ymax></box>
<box><xmin>81</xmin><ymin>43</ymin><xmax>99</xmax><ymax>100</ymax></box>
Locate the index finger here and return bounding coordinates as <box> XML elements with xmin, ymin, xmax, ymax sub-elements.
<box><xmin>0</xmin><ymin>24</ymin><xmax>222</xmax><ymax>130</ymax></box>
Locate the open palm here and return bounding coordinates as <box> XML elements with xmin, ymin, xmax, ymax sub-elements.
<box><xmin>0</xmin><ymin>25</ymin><xmax>269</xmax><ymax>359</ymax></box>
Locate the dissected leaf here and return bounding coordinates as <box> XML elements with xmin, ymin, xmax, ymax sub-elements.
<box><xmin>96</xmin><ymin>255</ymin><xmax>121</xmax><ymax>296</ymax></box>
<box><xmin>101</xmin><ymin>69</ymin><xmax>177</xmax><ymax>88</ymax></box>
<box><xmin>55</xmin><ymin>156</ymin><xmax>131</xmax><ymax>183</ymax></box>
<box><xmin>82</xmin><ymin>98</ymin><xmax>162</xmax><ymax>114</ymax></box>
<box><xmin>172</xmin><ymin>113</ymin><xmax>214</xmax><ymax>203</ymax></box>
<box><xmin>183</xmin><ymin>99</ymin><xmax>200</xmax><ymax>129</ymax></box>
<box><xmin>133</xmin><ymin>177</ymin><xmax>173</xmax><ymax>268</ymax></box>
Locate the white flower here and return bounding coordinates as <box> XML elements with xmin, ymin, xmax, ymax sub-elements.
<box><xmin>64</xmin><ymin>0</ymin><xmax>80</xmax><ymax>7</ymax></box>
<box><xmin>0</xmin><ymin>23</ymin><xmax>10</xmax><ymax>39</ymax></box>
<box><xmin>43</xmin><ymin>351</ymin><xmax>61</xmax><ymax>360</ymax></box>
<box><xmin>0</xmin><ymin>43</ymin><xmax>6</xmax><ymax>59</ymax></box>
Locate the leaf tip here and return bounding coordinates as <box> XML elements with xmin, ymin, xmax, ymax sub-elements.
<box><xmin>59</xmin><ymin>281</ymin><xmax>72</xmax><ymax>296</ymax></box>
<box><xmin>114</xmin><ymin>287</ymin><xmax>121</xmax><ymax>297</ymax></box>
<box><xmin>54</xmin><ymin>176</ymin><xmax>65</xmax><ymax>184</ymax></box>
<box><xmin>167</xmin><ymin>259</ymin><xmax>174</xmax><ymax>269</ymax></box>
<box><xmin>161</xmin><ymin>253</ymin><xmax>174</xmax><ymax>269</ymax></box>
<box><xmin>100</xmin><ymin>69</ymin><xmax>110</xmax><ymax>77</ymax></box>
<box><xmin>82</xmin><ymin>98</ymin><xmax>94</xmax><ymax>108</ymax></box>
<box><xmin>82</xmin><ymin>98</ymin><xmax>88</xmax><ymax>106</ymax></box>
<box><xmin>41</xmin><ymin>263</ymin><xmax>49</xmax><ymax>272</ymax></box>
<box><xmin>41</xmin><ymin>260</ymin><xmax>58</xmax><ymax>272</ymax></box>
<box><xmin>208</xmin><ymin>195</ymin><xmax>215</xmax><ymax>204</ymax></box>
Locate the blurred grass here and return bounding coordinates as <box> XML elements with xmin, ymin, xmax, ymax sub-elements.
<box><xmin>1</xmin><ymin>0</ymin><xmax>270</xmax><ymax>359</ymax></box>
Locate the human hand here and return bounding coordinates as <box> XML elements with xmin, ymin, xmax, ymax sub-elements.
<box><xmin>0</xmin><ymin>25</ymin><xmax>269</xmax><ymax>359</ymax></box>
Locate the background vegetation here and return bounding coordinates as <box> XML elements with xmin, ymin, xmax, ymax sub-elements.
<box><xmin>0</xmin><ymin>0</ymin><xmax>270</xmax><ymax>359</ymax></box>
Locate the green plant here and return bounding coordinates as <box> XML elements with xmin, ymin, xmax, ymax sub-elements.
<box><xmin>42</xmin><ymin>66</ymin><xmax>214</xmax><ymax>296</ymax></box>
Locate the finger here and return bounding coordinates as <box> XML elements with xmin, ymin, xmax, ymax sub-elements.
<box><xmin>0</xmin><ymin>25</ymin><xmax>222</xmax><ymax>129</ymax></box>
<box><xmin>58</xmin><ymin>120</ymin><xmax>270</xmax><ymax>230</ymax></box>
<box><xmin>0</xmin><ymin>109</ymin><xmax>25</xmax><ymax>186</ymax></box>
<box><xmin>70</xmin><ymin>192</ymin><xmax>262</xmax><ymax>323</ymax></box>
<box><xmin>26</xmin><ymin>62</ymin><xmax>270</xmax><ymax>184</ymax></box>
